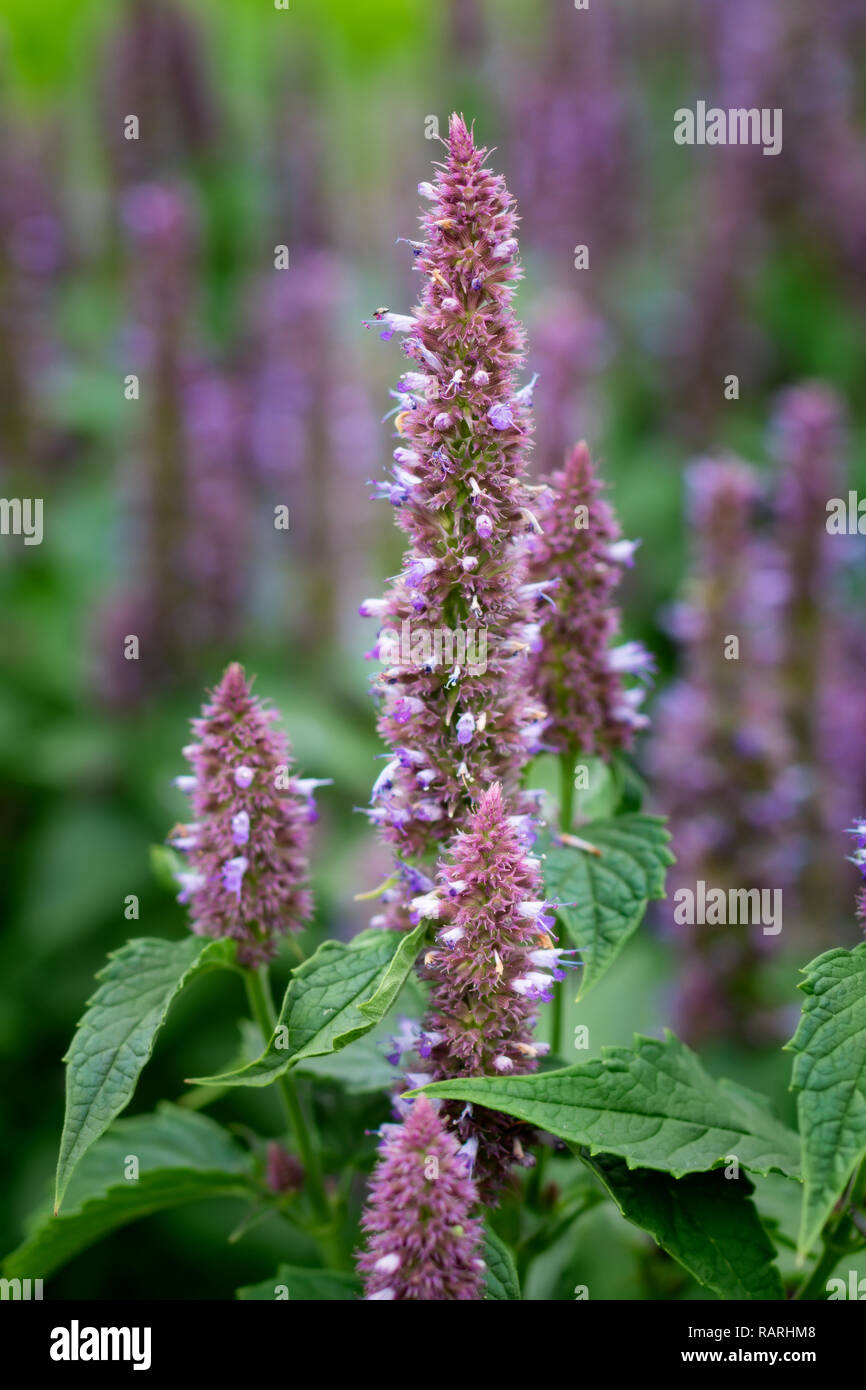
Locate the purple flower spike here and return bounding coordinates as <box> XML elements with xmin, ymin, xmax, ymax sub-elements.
<box><xmin>422</xmin><ymin>783</ymin><xmax>561</xmax><ymax>1197</ymax></box>
<box><xmin>170</xmin><ymin>663</ymin><xmax>320</xmax><ymax>966</ymax></box>
<box><xmin>357</xmin><ymin>113</ymin><xmax>546</xmax><ymax>924</ymax></box>
<box><xmin>529</xmin><ymin>442</ymin><xmax>647</xmax><ymax>760</ymax></box>
<box><xmin>357</xmin><ymin>1095</ymin><xmax>484</xmax><ymax>1301</ymax></box>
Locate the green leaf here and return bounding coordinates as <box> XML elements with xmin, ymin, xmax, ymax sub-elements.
<box><xmin>358</xmin><ymin>923</ymin><xmax>427</xmax><ymax>1023</ymax></box>
<box><xmin>587</xmin><ymin>1155</ymin><xmax>784</xmax><ymax>1299</ymax></box>
<box><xmin>411</xmin><ymin>1032</ymin><xmax>800</xmax><ymax>1180</ymax></box>
<box><xmin>189</xmin><ymin>928</ymin><xmax>424</xmax><ymax>1088</ymax></box>
<box><xmin>55</xmin><ymin>935</ymin><xmax>237</xmax><ymax>1212</ymax></box>
<box><xmin>237</xmin><ymin>1266</ymin><xmax>360</xmax><ymax>1301</ymax></box>
<box><xmin>7</xmin><ymin>1105</ymin><xmax>253</xmax><ymax>1280</ymax></box>
<box><xmin>483</xmin><ymin>1226</ymin><xmax>521</xmax><ymax>1300</ymax></box>
<box><xmin>786</xmin><ymin>944</ymin><xmax>866</xmax><ymax>1255</ymax></box>
<box><xmin>541</xmin><ymin>814</ymin><xmax>673</xmax><ymax>996</ymax></box>
<box><xmin>611</xmin><ymin>754</ymin><xmax>647</xmax><ymax>813</ymax></box>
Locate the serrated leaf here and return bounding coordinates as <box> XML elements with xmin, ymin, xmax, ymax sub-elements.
<box><xmin>411</xmin><ymin>1032</ymin><xmax>800</xmax><ymax>1180</ymax></box>
<box><xmin>55</xmin><ymin>935</ymin><xmax>237</xmax><ymax>1212</ymax></box>
<box><xmin>237</xmin><ymin>1266</ymin><xmax>360</xmax><ymax>1300</ymax></box>
<box><xmin>587</xmin><ymin>1155</ymin><xmax>784</xmax><ymax>1299</ymax></box>
<box><xmin>7</xmin><ymin>1105</ymin><xmax>253</xmax><ymax>1280</ymax></box>
<box><xmin>189</xmin><ymin>929</ymin><xmax>423</xmax><ymax>1088</ymax></box>
<box><xmin>786</xmin><ymin>944</ymin><xmax>866</xmax><ymax>1255</ymax></box>
<box><xmin>483</xmin><ymin>1226</ymin><xmax>520</xmax><ymax>1300</ymax></box>
<box><xmin>541</xmin><ymin>814</ymin><xmax>673</xmax><ymax>996</ymax></box>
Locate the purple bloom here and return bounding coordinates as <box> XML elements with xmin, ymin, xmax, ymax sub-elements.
<box><xmin>359</xmin><ymin>114</ymin><xmax>546</xmax><ymax>925</ymax></box>
<box><xmin>357</xmin><ymin>1096</ymin><xmax>484</xmax><ymax>1301</ymax></box>
<box><xmin>487</xmin><ymin>402</ymin><xmax>515</xmax><ymax>430</ymax></box>
<box><xmin>455</xmin><ymin>712</ymin><xmax>476</xmax><ymax>746</ymax></box>
<box><xmin>171</xmin><ymin>663</ymin><xmax>322</xmax><ymax>966</ymax></box>
<box><xmin>649</xmin><ymin>458</ymin><xmax>796</xmax><ymax>1046</ymax></box>
<box><xmin>528</xmin><ymin>442</ymin><xmax>648</xmax><ymax>760</ymax></box>
<box><xmin>420</xmin><ymin>783</ymin><xmax>564</xmax><ymax>1196</ymax></box>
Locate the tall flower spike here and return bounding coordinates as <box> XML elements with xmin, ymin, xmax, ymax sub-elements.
<box><xmin>358</xmin><ymin>1095</ymin><xmax>484</xmax><ymax>1301</ymax></box>
<box><xmin>649</xmin><ymin>459</ymin><xmax>796</xmax><ymax>1046</ymax></box>
<box><xmin>528</xmin><ymin>441</ymin><xmax>651</xmax><ymax>761</ymax></box>
<box><xmin>418</xmin><ymin>782</ymin><xmax>574</xmax><ymax>1196</ymax></box>
<box><xmin>171</xmin><ymin>663</ymin><xmax>327</xmax><ymax>966</ymax></box>
<box><xmin>359</xmin><ymin>113</ymin><xmax>544</xmax><ymax>925</ymax></box>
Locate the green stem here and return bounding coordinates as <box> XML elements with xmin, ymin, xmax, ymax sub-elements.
<box><xmin>793</xmin><ymin>1228</ymin><xmax>851</xmax><ymax>1301</ymax></box>
<box><xmin>550</xmin><ymin>754</ymin><xmax>577</xmax><ymax>1056</ymax></box>
<box><xmin>550</xmin><ymin>975</ymin><xmax>564</xmax><ymax>1058</ymax></box>
<box><xmin>793</xmin><ymin>1162</ymin><xmax>866</xmax><ymax>1300</ymax></box>
<box><xmin>244</xmin><ymin>968</ymin><xmax>347</xmax><ymax>1268</ymax></box>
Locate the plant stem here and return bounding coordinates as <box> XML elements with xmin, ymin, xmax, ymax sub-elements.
<box><xmin>243</xmin><ymin>967</ymin><xmax>346</xmax><ymax>1267</ymax></box>
<box><xmin>550</xmin><ymin>754</ymin><xmax>577</xmax><ymax>1056</ymax></box>
<box><xmin>793</xmin><ymin>1163</ymin><xmax>866</xmax><ymax>1300</ymax></box>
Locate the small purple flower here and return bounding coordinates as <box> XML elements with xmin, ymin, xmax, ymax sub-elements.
<box><xmin>222</xmin><ymin>856</ymin><xmax>248</xmax><ymax>899</ymax></box>
<box><xmin>231</xmin><ymin>811</ymin><xmax>250</xmax><ymax>846</ymax></box>
<box><xmin>391</xmin><ymin>696</ymin><xmax>425</xmax><ymax>725</ymax></box>
<box><xmin>487</xmin><ymin>402</ymin><xmax>515</xmax><ymax>430</ymax></box>
<box><xmin>405</xmin><ymin>557</ymin><xmax>438</xmax><ymax>588</ymax></box>
<box><xmin>455</xmin><ymin>712</ymin><xmax>476</xmax><ymax>746</ymax></box>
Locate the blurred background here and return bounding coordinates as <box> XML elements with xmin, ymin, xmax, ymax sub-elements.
<box><xmin>2</xmin><ymin>0</ymin><xmax>865</xmax><ymax>1299</ymax></box>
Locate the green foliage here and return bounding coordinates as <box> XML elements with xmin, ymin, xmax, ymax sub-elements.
<box><xmin>189</xmin><ymin>927</ymin><xmax>425</xmax><ymax>1088</ymax></box>
<box><xmin>587</xmin><ymin>1156</ymin><xmax>784</xmax><ymax>1300</ymax></box>
<box><xmin>55</xmin><ymin>936</ymin><xmax>237</xmax><ymax>1212</ymax></box>
<box><xmin>237</xmin><ymin>1266</ymin><xmax>361</xmax><ymax>1300</ymax></box>
<box><xmin>483</xmin><ymin>1226</ymin><xmax>521</xmax><ymax>1300</ymax></box>
<box><xmin>7</xmin><ymin>1106</ymin><xmax>254</xmax><ymax>1281</ymax></box>
<box><xmin>542</xmin><ymin>815</ymin><xmax>673</xmax><ymax>996</ymax></box>
<box><xmin>786</xmin><ymin>944</ymin><xmax>866</xmax><ymax>1255</ymax></box>
<box><xmin>412</xmin><ymin>1032</ymin><xmax>801</xmax><ymax>1180</ymax></box>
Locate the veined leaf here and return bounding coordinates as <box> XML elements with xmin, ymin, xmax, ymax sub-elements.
<box><xmin>55</xmin><ymin>935</ymin><xmax>236</xmax><ymax>1211</ymax></box>
<box><xmin>587</xmin><ymin>1155</ymin><xmax>784</xmax><ymax>1299</ymax></box>
<box><xmin>483</xmin><ymin>1226</ymin><xmax>520</xmax><ymax>1300</ymax></box>
<box><xmin>189</xmin><ymin>927</ymin><xmax>425</xmax><ymax>1088</ymax></box>
<box><xmin>542</xmin><ymin>815</ymin><xmax>673</xmax><ymax>996</ymax></box>
<box><xmin>8</xmin><ymin>1106</ymin><xmax>253</xmax><ymax>1281</ymax></box>
<box><xmin>237</xmin><ymin>1266</ymin><xmax>360</xmax><ymax>1300</ymax></box>
<box><xmin>786</xmin><ymin>944</ymin><xmax>866</xmax><ymax>1255</ymax></box>
<box><xmin>411</xmin><ymin>1032</ymin><xmax>800</xmax><ymax>1180</ymax></box>
<box><xmin>358</xmin><ymin>922</ymin><xmax>427</xmax><ymax>1023</ymax></box>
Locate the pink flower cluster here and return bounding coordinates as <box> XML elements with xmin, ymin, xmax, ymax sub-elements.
<box><xmin>416</xmin><ymin>782</ymin><xmax>576</xmax><ymax>1194</ymax></box>
<box><xmin>358</xmin><ymin>1095</ymin><xmax>484</xmax><ymax>1301</ymax></box>
<box><xmin>529</xmin><ymin>441</ymin><xmax>651</xmax><ymax>758</ymax></box>
<box><xmin>359</xmin><ymin>114</ymin><xmax>546</xmax><ymax>922</ymax></box>
<box><xmin>170</xmin><ymin>662</ymin><xmax>328</xmax><ymax>966</ymax></box>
